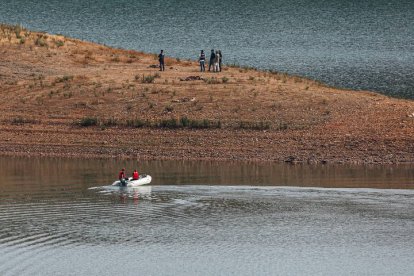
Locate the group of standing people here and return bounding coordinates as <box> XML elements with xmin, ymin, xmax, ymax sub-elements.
<box><xmin>158</xmin><ymin>49</ymin><xmax>223</xmax><ymax>72</ymax></box>
<box><xmin>199</xmin><ymin>49</ymin><xmax>222</xmax><ymax>72</ymax></box>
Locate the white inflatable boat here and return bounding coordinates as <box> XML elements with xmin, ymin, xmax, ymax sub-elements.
<box><xmin>112</xmin><ymin>174</ymin><xmax>152</xmax><ymax>187</ymax></box>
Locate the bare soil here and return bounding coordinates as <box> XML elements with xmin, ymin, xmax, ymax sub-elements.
<box><xmin>1</xmin><ymin>24</ymin><xmax>413</xmax><ymax>164</ymax></box>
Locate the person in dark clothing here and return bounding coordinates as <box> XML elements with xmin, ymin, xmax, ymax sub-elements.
<box><xmin>158</xmin><ymin>50</ymin><xmax>165</xmax><ymax>71</ymax></box>
<box><xmin>199</xmin><ymin>50</ymin><xmax>206</xmax><ymax>72</ymax></box>
<box><xmin>218</xmin><ymin>50</ymin><xmax>223</xmax><ymax>72</ymax></box>
<box><xmin>118</xmin><ymin>168</ymin><xmax>127</xmax><ymax>186</ymax></box>
<box><xmin>208</xmin><ymin>49</ymin><xmax>215</xmax><ymax>72</ymax></box>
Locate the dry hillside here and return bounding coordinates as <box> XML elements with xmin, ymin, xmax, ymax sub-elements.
<box><xmin>1</xmin><ymin>24</ymin><xmax>413</xmax><ymax>163</ymax></box>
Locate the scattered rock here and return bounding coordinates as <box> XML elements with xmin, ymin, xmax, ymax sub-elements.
<box><xmin>307</xmin><ymin>156</ymin><xmax>318</xmax><ymax>164</ymax></box>
<box><xmin>179</xmin><ymin>76</ymin><xmax>204</xmax><ymax>81</ymax></box>
<box><xmin>285</xmin><ymin>156</ymin><xmax>297</xmax><ymax>164</ymax></box>
<box><xmin>148</xmin><ymin>64</ymin><xmax>159</xmax><ymax>68</ymax></box>
<box><xmin>171</xmin><ymin>97</ymin><xmax>196</xmax><ymax>103</ymax></box>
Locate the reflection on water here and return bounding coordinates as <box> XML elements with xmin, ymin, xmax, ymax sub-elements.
<box><xmin>92</xmin><ymin>185</ymin><xmax>153</xmax><ymax>204</ymax></box>
<box><xmin>0</xmin><ymin>156</ymin><xmax>413</xmax><ymax>275</ymax></box>
<box><xmin>0</xmin><ymin>157</ymin><xmax>413</xmax><ymax>198</ymax></box>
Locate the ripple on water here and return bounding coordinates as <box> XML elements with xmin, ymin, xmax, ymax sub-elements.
<box><xmin>1</xmin><ymin>185</ymin><xmax>414</xmax><ymax>275</ymax></box>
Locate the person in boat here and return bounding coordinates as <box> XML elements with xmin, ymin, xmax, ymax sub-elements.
<box><xmin>119</xmin><ymin>168</ymin><xmax>127</xmax><ymax>186</ymax></box>
<box><xmin>132</xmin><ymin>169</ymin><xmax>139</xmax><ymax>180</ymax></box>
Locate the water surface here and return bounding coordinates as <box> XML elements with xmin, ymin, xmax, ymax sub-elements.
<box><xmin>0</xmin><ymin>0</ymin><xmax>413</xmax><ymax>98</ymax></box>
<box><xmin>0</xmin><ymin>157</ymin><xmax>413</xmax><ymax>275</ymax></box>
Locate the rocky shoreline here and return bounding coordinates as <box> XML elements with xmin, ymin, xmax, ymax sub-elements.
<box><xmin>0</xmin><ymin>124</ymin><xmax>412</xmax><ymax>164</ymax></box>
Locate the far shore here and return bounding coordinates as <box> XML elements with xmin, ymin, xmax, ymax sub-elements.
<box><xmin>0</xmin><ymin>24</ymin><xmax>413</xmax><ymax>164</ymax></box>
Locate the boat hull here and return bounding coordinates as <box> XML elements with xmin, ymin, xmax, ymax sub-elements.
<box><xmin>112</xmin><ymin>175</ymin><xmax>152</xmax><ymax>187</ymax></box>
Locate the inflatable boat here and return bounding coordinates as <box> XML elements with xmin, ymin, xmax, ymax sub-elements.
<box><xmin>112</xmin><ymin>174</ymin><xmax>152</xmax><ymax>187</ymax></box>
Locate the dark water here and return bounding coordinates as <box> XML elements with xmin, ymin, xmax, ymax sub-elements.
<box><xmin>0</xmin><ymin>0</ymin><xmax>413</xmax><ymax>98</ymax></box>
<box><xmin>0</xmin><ymin>157</ymin><xmax>414</xmax><ymax>275</ymax></box>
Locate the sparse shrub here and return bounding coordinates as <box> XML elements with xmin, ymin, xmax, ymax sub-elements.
<box><xmin>180</xmin><ymin>116</ymin><xmax>190</xmax><ymax>127</ymax></box>
<box><xmin>203</xmin><ymin>77</ymin><xmax>220</xmax><ymax>84</ymax></box>
<box><xmin>19</xmin><ymin>37</ymin><xmax>25</xmax><ymax>44</ymax></box>
<box><xmin>164</xmin><ymin>105</ymin><xmax>174</xmax><ymax>112</ymax></box>
<box><xmin>126</xmin><ymin>118</ymin><xmax>149</xmax><ymax>128</ymax></box>
<box><xmin>228</xmin><ymin>63</ymin><xmax>239</xmax><ymax>68</ymax></box>
<box><xmin>111</xmin><ymin>56</ymin><xmax>120</xmax><ymax>62</ymax></box>
<box><xmin>63</xmin><ymin>82</ymin><xmax>71</xmax><ymax>90</ymax></box>
<box><xmin>13</xmin><ymin>25</ymin><xmax>22</xmax><ymax>39</ymax></box>
<box><xmin>55</xmin><ymin>40</ymin><xmax>64</xmax><ymax>47</ymax></box>
<box><xmin>270</xmin><ymin>103</ymin><xmax>280</xmax><ymax>111</ymax></box>
<box><xmin>238</xmin><ymin>121</ymin><xmax>271</xmax><ymax>130</ymax></box>
<box><xmin>294</xmin><ymin>76</ymin><xmax>302</xmax><ymax>83</ymax></box>
<box><xmin>11</xmin><ymin>117</ymin><xmax>38</xmax><ymax>125</ymax></box>
<box><xmin>232</xmin><ymin>105</ymin><xmax>241</xmax><ymax>113</ymax></box>
<box><xmin>179</xmin><ymin>117</ymin><xmax>221</xmax><ymax>129</ymax></box>
<box><xmin>101</xmin><ymin>117</ymin><xmax>118</xmax><ymax>127</ymax></box>
<box><xmin>63</xmin><ymin>91</ymin><xmax>73</xmax><ymax>98</ymax></box>
<box><xmin>79</xmin><ymin>117</ymin><xmax>98</xmax><ymax>127</ymax></box>
<box><xmin>221</xmin><ymin>76</ymin><xmax>229</xmax><ymax>83</ymax></box>
<box><xmin>158</xmin><ymin>118</ymin><xmax>179</xmax><ymax>128</ymax></box>
<box><xmin>35</xmin><ymin>35</ymin><xmax>47</xmax><ymax>47</ymax></box>
<box><xmin>189</xmin><ymin>119</ymin><xmax>221</xmax><ymax>129</ymax></box>
<box><xmin>55</xmin><ymin>75</ymin><xmax>73</xmax><ymax>83</ymax></box>
<box><xmin>141</xmin><ymin>74</ymin><xmax>158</xmax><ymax>84</ymax></box>
<box><xmin>276</xmin><ymin>122</ymin><xmax>288</xmax><ymax>130</ymax></box>
<box><xmin>35</xmin><ymin>96</ymin><xmax>44</xmax><ymax>105</ymax></box>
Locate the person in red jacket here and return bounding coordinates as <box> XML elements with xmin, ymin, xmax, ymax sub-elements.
<box><xmin>132</xmin><ymin>169</ymin><xmax>139</xmax><ymax>180</ymax></box>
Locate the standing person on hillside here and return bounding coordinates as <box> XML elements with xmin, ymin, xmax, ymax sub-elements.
<box><xmin>214</xmin><ymin>50</ymin><xmax>220</xmax><ymax>72</ymax></box>
<box><xmin>199</xmin><ymin>50</ymin><xmax>206</xmax><ymax>72</ymax></box>
<box><xmin>218</xmin><ymin>50</ymin><xmax>223</xmax><ymax>72</ymax></box>
<box><xmin>158</xmin><ymin>49</ymin><xmax>165</xmax><ymax>71</ymax></box>
<box><xmin>208</xmin><ymin>49</ymin><xmax>216</xmax><ymax>72</ymax></box>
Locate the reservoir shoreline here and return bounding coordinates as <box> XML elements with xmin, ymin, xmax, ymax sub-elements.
<box><xmin>1</xmin><ymin>24</ymin><xmax>413</xmax><ymax>164</ymax></box>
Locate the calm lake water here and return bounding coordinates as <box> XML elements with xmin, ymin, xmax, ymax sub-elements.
<box><xmin>0</xmin><ymin>0</ymin><xmax>413</xmax><ymax>98</ymax></box>
<box><xmin>0</xmin><ymin>156</ymin><xmax>413</xmax><ymax>275</ymax></box>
